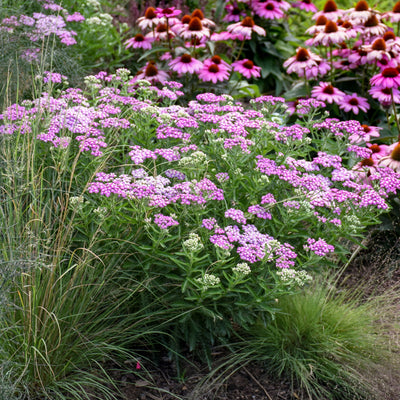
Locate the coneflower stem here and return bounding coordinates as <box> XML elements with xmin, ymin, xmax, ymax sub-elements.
<box><xmin>390</xmin><ymin>88</ymin><xmax>400</xmax><ymax>141</ymax></box>
<box><xmin>234</xmin><ymin>40</ymin><xmax>245</xmax><ymax>62</ymax></box>
<box><xmin>329</xmin><ymin>43</ymin><xmax>334</xmax><ymax>84</ymax></box>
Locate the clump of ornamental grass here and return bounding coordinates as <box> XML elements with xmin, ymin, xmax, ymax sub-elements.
<box><xmin>0</xmin><ymin>80</ymin><xmax>172</xmax><ymax>399</ymax></box>
<box><xmin>194</xmin><ymin>275</ymin><xmax>400</xmax><ymax>400</ymax></box>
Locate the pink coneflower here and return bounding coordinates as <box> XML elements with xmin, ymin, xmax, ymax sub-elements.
<box><xmin>383</xmin><ymin>1</ymin><xmax>400</xmax><ymax>24</ymax></box>
<box><xmin>147</xmin><ymin>23</ymin><xmax>175</xmax><ymax>41</ymax></box>
<box><xmin>376</xmin><ymin>55</ymin><xmax>398</xmax><ymax>70</ymax></box>
<box><xmin>363</xmin><ymin>38</ymin><xmax>392</xmax><ymax>63</ymax></box>
<box><xmin>313</xmin><ymin>0</ymin><xmax>343</xmax><ymax>21</ymax></box>
<box><xmin>198</xmin><ymin>63</ymin><xmax>230</xmax><ymax>83</ymax></box>
<box><xmin>370</xmin><ymin>67</ymin><xmax>400</xmax><ymax>88</ymax></box>
<box><xmin>191</xmin><ymin>9</ymin><xmax>215</xmax><ymax>28</ymax></box>
<box><xmin>135</xmin><ymin>61</ymin><xmax>169</xmax><ymax>83</ymax></box>
<box><xmin>179</xmin><ymin>16</ymin><xmax>210</xmax><ymax>40</ymax></box>
<box><xmin>368</xmin><ymin>86</ymin><xmax>400</xmax><ymax>105</ymax></box>
<box><xmin>185</xmin><ymin>36</ymin><xmax>208</xmax><ymax>48</ymax></box>
<box><xmin>311</xmin><ymin>82</ymin><xmax>345</xmax><ymax>104</ymax></box>
<box><xmin>169</xmin><ymin>53</ymin><xmax>203</xmax><ymax>74</ymax></box>
<box><xmin>305</xmin><ymin>60</ymin><xmax>331</xmax><ymax>79</ymax></box>
<box><xmin>155</xmin><ymin>7</ymin><xmax>182</xmax><ymax>19</ymax></box>
<box><xmin>137</xmin><ymin>7</ymin><xmax>160</xmax><ymax>30</ymax></box>
<box><xmin>226</xmin><ymin>16</ymin><xmax>266</xmax><ymax>38</ymax></box>
<box><xmin>293</xmin><ymin>0</ymin><xmax>318</xmax><ymax>13</ymax></box>
<box><xmin>345</xmin><ymin>0</ymin><xmax>373</xmax><ymax>25</ymax></box>
<box><xmin>204</xmin><ymin>55</ymin><xmax>231</xmax><ymax>70</ymax></box>
<box><xmin>339</xmin><ymin>93</ymin><xmax>370</xmax><ymax>114</ymax></box>
<box><xmin>368</xmin><ymin>143</ymin><xmax>391</xmax><ymax>161</ymax></box>
<box><xmin>268</xmin><ymin>0</ymin><xmax>291</xmax><ymax>12</ymax></box>
<box><xmin>382</xmin><ymin>31</ymin><xmax>400</xmax><ymax>56</ymax></box>
<box><xmin>223</xmin><ymin>4</ymin><xmax>247</xmax><ymax>22</ymax></box>
<box><xmin>283</xmin><ymin>47</ymin><xmax>321</xmax><ymax>77</ymax></box>
<box><xmin>349</xmin><ymin>124</ymin><xmax>381</xmax><ymax>143</ymax></box>
<box><xmin>253</xmin><ymin>2</ymin><xmax>284</xmax><ymax>20</ymax></box>
<box><xmin>362</xmin><ymin>14</ymin><xmax>387</xmax><ymax>37</ymax></box>
<box><xmin>306</xmin><ymin>15</ymin><xmax>328</xmax><ymax>35</ymax></box>
<box><xmin>313</xmin><ymin>20</ymin><xmax>349</xmax><ymax>46</ymax></box>
<box><xmin>378</xmin><ymin>142</ymin><xmax>400</xmax><ymax>171</ymax></box>
<box><xmin>125</xmin><ymin>33</ymin><xmax>154</xmax><ymax>50</ymax></box>
<box><xmin>348</xmin><ymin>47</ymin><xmax>369</xmax><ymax>65</ymax></box>
<box><xmin>232</xmin><ymin>59</ymin><xmax>261</xmax><ymax>79</ymax></box>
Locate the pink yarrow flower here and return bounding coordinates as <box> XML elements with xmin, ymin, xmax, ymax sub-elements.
<box><xmin>232</xmin><ymin>59</ymin><xmax>261</xmax><ymax>79</ymax></box>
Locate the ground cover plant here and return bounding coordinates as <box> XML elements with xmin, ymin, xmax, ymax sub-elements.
<box><xmin>1</xmin><ymin>1</ymin><xmax>400</xmax><ymax>400</ymax></box>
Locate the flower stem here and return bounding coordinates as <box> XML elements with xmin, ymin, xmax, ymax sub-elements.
<box><xmin>390</xmin><ymin>89</ymin><xmax>400</xmax><ymax>141</ymax></box>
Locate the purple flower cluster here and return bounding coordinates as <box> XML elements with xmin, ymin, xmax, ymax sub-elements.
<box><xmin>154</xmin><ymin>213</ymin><xmax>179</xmax><ymax>229</ymax></box>
<box><xmin>304</xmin><ymin>238</ymin><xmax>334</xmax><ymax>257</ymax></box>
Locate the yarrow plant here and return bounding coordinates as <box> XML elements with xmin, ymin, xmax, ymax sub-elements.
<box><xmin>2</xmin><ymin>69</ymin><xmax>400</xmax><ymax>355</ymax></box>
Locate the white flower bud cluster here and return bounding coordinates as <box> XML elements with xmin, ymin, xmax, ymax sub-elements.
<box><xmin>277</xmin><ymin>269</ymin><xmax>312</xmax><ymax>286</ymax></box>
<box><xmin>183</xmin><ymin>233</ymin><xmax>204</xmax><ymax>252</ymax></box>
<box><xmin>179</xmin><ymin>151</ymin><xmax>207</xmax><ymax>167</ymax></box>
<box><xmin>93</xmin><ymin>207</ymin><xmax>107</xmax><ymax>219</ymax></box>
<box><xmin>69</xmin><ymin>196</ymin><xmax>85</xmax><ymax>212</ymax></box>
<box><xmin>232</xmin><ymin>262</ymin><xmax>251</xmax><ymax>275</ymax></box>
<box><xmin>86</xmin><ymin>13</ymin><xmax>113</xmax><ymax>27</ymax></box>
<box><xmin>196</xmin><ymin>273</ymin><xmax>220</xmax><ymax>289</ymax></box>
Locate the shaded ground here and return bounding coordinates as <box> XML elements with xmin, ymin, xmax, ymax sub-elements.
<box><xmin>105</xmin><ymin>229</ymin><xmax>400</xmax><ymax>400</ymax></box>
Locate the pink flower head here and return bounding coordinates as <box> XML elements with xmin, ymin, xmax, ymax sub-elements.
<box><xmin>253</xmin><ymin>1</ymin><xmax>284</xmax><ymax>20</ymax></box>
<box><xmin>345</xmin><ymin>0</ymin><xmax>374</xmax><ymax>25</ymax></box>
<box><xmin>198</xmin><ymin>62</ymin><xmax>230</xmax><ymax>83</ymax></box>
<box><xmin>368</xmin><ymin>143</ymin><xmax>391</xmax><ymax>162</ymax></box>
<box><xmin>226</xmin><ymin>16</ymin><xmax>266</xmax><ymax>38</ymax></box>
<box><xmin>190</xmin><ymin>9</ymin><xmax>215</xmax><ymax>28</ymax></box>
<box><xmin>349</xmin><ymin>124</ymin><xmax>381</xmax><ymax>144</ymax></box>
<box><xmin>378</xmin><ymin>142</ymin><xmax>400</xmax><ymax>172</ymax></box>
<box><xmin>368</xmin><ymin>86</ymin><xmax>400</xmax><ymax>105</ymax></box>
<box><xmin>312</xmin><ymin>0</ymin><xmax>343</xmax><ymax>21</ymax></box>
<box><xmin>311</xmin><ymin>82</ymin><xmax>345</xmax><ymax>105</ymax></box>
<box><xmin>135</xmin><ymin>61</ymin><xmax>169</xmax><ymax>83</ymax></box>
<box><xmin>125</xmin><ymin>33</ymin><xmax>154</xmax><ymax>50</ymax></box>
<box><xmin>169</xmin><ymin>54</ymin><xmax>203</xmax><ymax>74</ymax></box>
<box><xmin>283</xmin><ymin>47</ymin><xmax>321</xmax><ymax>77</ymax></box>
<box><xmin>223</xmin><ymin>4</ymin><xmax>247</xmax><ymax>22</ymax></box>
<box><xmin>383</xmin><ymin>1</ymin><xmax>400</xmax><ymax>23</ymax></box>
<box><xmin>370</xmin><ymin>67</ymin><xmax>400</xmax><ymax>89</ymax></box>
<box><xmin>148</xmin><ymin>22</ymin><xmax>175</xmax><ymax>41</ymax></box>
<box><xmin>313</xmin><ymin>20</ymin><xmax>348</xmax><ymax>46</ymax></box>
<box><xmin>339</xmin><ymin>93</ymin><xmax>370</xmax><ymax>114</ymax></box>
<box><xmin>232</xmin><ymin>59</ymin><xmax>261</xmax><ymax>79</ymax></box>
<box><xmin>155</xmin><ymin>7</ymin><xmax>182</xmax><ymax>19</ymax></box>
<box><xmin>362</xmin><ymin>14</ymin><xmax>387</xmax><ymax>37</ymax></box>
<box><xmin>137</xmin><ymin>7</ymin><xmax>160</xmax><ymax>30</ymax></box>
<box><xmin>178</xmin><ymin>16</ymin><xmax>210</xmax><ymax>40</ymax></box>
<box><xmin>293</xmin><ymin>0</ymin><xmax>318</xmax><ymax>12</ymax></box>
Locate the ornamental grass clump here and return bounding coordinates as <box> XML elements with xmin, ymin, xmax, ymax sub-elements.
<box><xmin>2</xmin><ymin>68</ymin><xmax>400</xmax><ymax>371</ymax></box>
<box><xmin>197</xmin><ymin>276</ymin><xmax>400</xmax><ymax>400</ymax></box>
